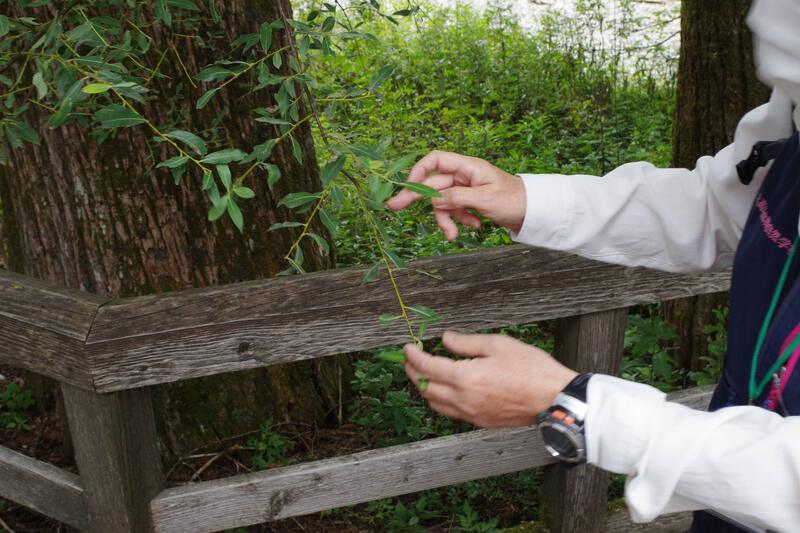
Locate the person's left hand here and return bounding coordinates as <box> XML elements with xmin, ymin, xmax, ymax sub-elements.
<box><xmin>403</xmin><ymin>331</ymin><xmax>577</xmax><ymax>428</ymax></box>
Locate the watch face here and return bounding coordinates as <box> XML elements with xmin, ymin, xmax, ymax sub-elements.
<box><xmin>540</xmin><ymin>425</ymin><xmax>578</xmax><ymax>459</ymax></box>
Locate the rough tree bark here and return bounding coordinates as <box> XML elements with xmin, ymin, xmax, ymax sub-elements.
<box><xmin>663</xmin><ymin>0</ymin><xmax>768</xmax><ymax>371</ymax></box>
<box><xmin>0</xmin><ymin>1</ymin><xmax>343</xmax><ymax>458</ymax></box>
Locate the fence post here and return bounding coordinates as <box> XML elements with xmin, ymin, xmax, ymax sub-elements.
<box><xmin>61</xmin><ymin>384</ymin><xmax>164</xmax><ymax>533</ymax></box>
<box><xmin>544</xmin><ymin>307</ymin><xmax>629</xmax><ymax>533</ymax></box>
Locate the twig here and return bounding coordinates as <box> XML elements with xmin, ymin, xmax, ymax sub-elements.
<box><xmin>188</xmin><ymin>450</ymin><xmax>226</xmax><ymax>482</ymax></box>
<box><xmin>0</xmin><ymin>513</ymin><xmax>18</xmax><ymax>533</ymax></box>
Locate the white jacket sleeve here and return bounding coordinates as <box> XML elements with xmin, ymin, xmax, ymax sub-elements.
<box><xmin>586</xmin><ymin>375</ymin><xmax>800</xmax><ymax>531</ymax></box>
<box><xmin>512</xmin><ymin>89</ymin><xmax>796</xmax><ymax>273</ymax></box>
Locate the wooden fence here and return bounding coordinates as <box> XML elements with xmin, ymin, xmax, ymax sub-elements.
<box><xmin>0</xmin><ymin>245</ymin><xmax>728</xmax><ymax>532</ymax></box>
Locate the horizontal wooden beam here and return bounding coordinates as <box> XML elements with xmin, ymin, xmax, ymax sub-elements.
<box><xmin>0</xmin><ymin>270</ymin><xmax>103</xmax><ymax>390</ymax></box>
<box><xmin>0</xmin><ymin>445</ymin><xmax>88</xmax><ymax>529</ymax></box>
<box><xmin>152</xmin><ymin>426</ymin><xmax>552</xmax><ymax>533</ymax></box>
<box><xmin>87</xmin><ymin>246</ymin><xmax>730</xmax><ymax>392</ymax></box>
<box><xmin>604</xmin><ymin>510</ymin><xmax>693</xmax><ymax>532</ymax></box>
<box><xmin>150</xmin><ymin>385</ymin><xmax>715</xmax><ymax>533</ymax></box>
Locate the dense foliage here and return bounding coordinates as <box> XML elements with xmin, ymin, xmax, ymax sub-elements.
<box><xmin>313</xmin><ymin>0</ymin><xmax>678</xmax><ymax>267</ymax></box>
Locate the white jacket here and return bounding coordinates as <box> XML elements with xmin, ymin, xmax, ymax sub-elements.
<box><xmin>512</xmin><ymin>0</ymin><xmax>800</xmax><ymax>530</ymax></box>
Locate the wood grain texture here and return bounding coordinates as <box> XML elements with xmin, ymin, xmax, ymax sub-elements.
<box><xmin>544</xmin><ymin>309</ymin><xmax>630</xmax><ymax>533</ymax></box>
<box><xmin>152</xmin><ymin>426</ymin><xmax>554</xmax><ymax>533</ymax></box>
<box><xmin>0</xmin><ymin>269</ymin><xmax>102</xmax><ymax>389</ymax></box>
<box><xmin>62</xmin><ymin>384</ymin><xmax>164</xmax><ymax>533</ymax></box>
<box><xmin>150</xmin><ymin>386</ymin><xmax>714</xmax><ymax>533</ymax></box>
<box><xmin>87</xmin><ymin>246</ymin><xmax>730</xmax><ymax>392</ymax></box>
<box><xmin>0</xmin><ymin>444</ymin><xmax>88</xmax><ymax>529</ymax></box>
<box><xmin>604</xmin><ymin>510</ymin><xmax>692</xmax><ymax>532</ymax></box>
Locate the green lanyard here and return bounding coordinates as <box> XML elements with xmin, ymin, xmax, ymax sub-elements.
<box><xmin>749</xmin><ymin>234</ymin><xmax>800</xmax><ymax>402</ymax></box>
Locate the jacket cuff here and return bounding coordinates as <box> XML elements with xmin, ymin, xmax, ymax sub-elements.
<box><xmin>510</xmin><ymin>174</ymin><xmax>576</xmax><ymax>248</ymax></box>
<box><xmin>585</xmin><ymin>374</ymin><xmax>667</xmax><ymax>474</ymax></box>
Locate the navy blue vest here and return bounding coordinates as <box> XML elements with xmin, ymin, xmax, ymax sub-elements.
<box><xmin>693</xmin><ymin>132</ymin><xmax>800</xmax><ymax>532</ymax></box>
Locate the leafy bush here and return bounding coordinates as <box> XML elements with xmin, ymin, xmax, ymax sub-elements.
<box><xmin>691</xmin><ymin>306</ymin><xmax>728</xmax><ymax>386</ymax></box>
<box><xmin>623</xmin><ymin>312</ymin><xmax>680</xmax><ymax>391</ymax></box>
<box><xmin>0</xmin><ymin>382</ymin><xmax>34</xmax><ymax>430</ymax></box>
<box><xmin>312</xmin><ymin>0</ymin><xmax>677</xmax><ymax>267</ymax></box>
<box><xmin>246</xmin><ymin>420</ymin><xmax>295</xmax><ymax>470</ymax></box>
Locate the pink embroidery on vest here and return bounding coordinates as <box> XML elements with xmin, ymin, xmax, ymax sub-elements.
<box><xmin>756</xmin><ymin>194</ymin><xmax>794</xmax><ymax>254</ymax></box>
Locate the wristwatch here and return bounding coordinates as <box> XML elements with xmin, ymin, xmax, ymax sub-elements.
<box><xmin>537</xmin><ymin>373</ymin><xmax>592</xmax><ymax>464</ymax></box>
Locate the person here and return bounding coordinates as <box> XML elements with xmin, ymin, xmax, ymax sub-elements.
<box><xmin>385</xmin><ymin>0</ymin><xmax>800</xmax><ymax>531</ymax></box>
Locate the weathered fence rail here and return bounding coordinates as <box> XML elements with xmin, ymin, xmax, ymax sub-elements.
<box><xmin>0</xmin><ymin>244</ymin><xmax>729</xmax><ymax>532</ymax></box>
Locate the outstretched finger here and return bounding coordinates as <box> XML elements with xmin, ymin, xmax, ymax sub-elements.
<box><xmin>452</xmin><ymin>208</ymin><xmax>481</xmax><ymax>229</ymax></box>
<box><xmin>442</xmin><ymin>331</ymin><xmax>500</xmax><ymax>358</ymax></box>
<box><xmin>434</xmin><ymin>208</ymin><xmax>459</xmax><ymax>241</ymax></box>
<box><xmin>405</xmin><ymin>366</ymin><xmax>458</xmax><ymax>403</ymax></box>
<box><xmin>406</xmin><ymin>150</ymin><xmax>484</xmax><ymax>186</ymax></box>
<box><xmin>387</xmin><ymin>174</ymin><xmax>455</xmax><ymax>211</ymax></box>
<box><xmin>403</xmin><ymin>343</ymin><xmax>460</xmax><ymax>384</ymax></box>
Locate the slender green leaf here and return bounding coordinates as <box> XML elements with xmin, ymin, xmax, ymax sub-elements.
<box><xmin>267</xmin><ymin>164</ymin><xmax>281</xmax><ymax>190</ymax></box>
<box><xmin>291</xmin><ymin>136</ymin><xmax>303</xmax><ymax>163</ymax></box>
<box><xmin>171</xmin><ymin>165</ymin><xmax>186</xmax><ymax>185</ymax></box>
<box><xmin>279</xmin><ymin>191</ymin><xmax>320</xmax><ymax>209</ymax></box>
<box><xmin>202</xmin><ymin>169</ymin><xmax>214</xmax><ymax>190</ymax></box>
<box><xmin>234</xmin><ymin>186</ymin><xmax>255</xmax><ymax>199</ymax></box>
<box><xmin>82</xmin><ymin>83</ymin><xmax>113</xmax><ymax>94</ymax></box>
<box><xmin>255</xmin><ymin>117</ymin><xmax>290</xmax><ymax>126</ymax></box>
<box><xmin>362</xmin><ymin>262</ymin><xmax>380</xmax><ymax>284</ymax></box>
<box><xmin>307</xmin><ymin>232</ymin><xmax>330</xmax><ymax>255</ymax></box>
<box><xmin>376</xmin><ymin>349</ymin><xmax>406</xmax><ymax>364</ymax></box>
<box><xmin>260</xmin><ymin>23</ymin><xmax>273</xmax><ymax>51</ymax></box>
<box><xmin>155</xmin><ymin>0</ymin><xmax>172</xmax><ymax>25</ymax></box>
<box><xmin>378</xmin><ymin>315</ymin><xmax>402</xmax><ymax>325</ymax></box>
<box><xmin>209</xmin><ymin>0</ymin><xmax>221</xmax><ymax>23</ymax></box>
<box><xmin>227</xmin><ymin>198</ymin><xmax>244</xmax><ymax>232</ymax></box>
<box><xmin>217</xmin><ymin>164</ymin><xmax>232</xmax><ymax>190</ymax></box>
<box><xmin>319</xmin><ymin>208</ymin><xmax>338</xmax><ymax>235</ymax></box>
<box><xmin>32</xmin><ymin>72</ymin><xmax>48</xmax><ymax>99</ymax></box>
<box><xmin>385</xmin><ymin>249</ymin><xmax>406</xmax><ymax>268</ymax></box>
<box><xmin>321</xmin><ymin>155</ymin><xmax>346</xmax><ymax>186</ymax></box>
<box><xmin>196</xmin><ymin>66</ymin><xmax>233</xmax><ymax>83</ymax></box>
<box><xmin>321</xmin><ymin>16</ymin><xmax>336</xmax><ymax>32</ymax></box>
<box><xmin>400</xmin><ymin>182</ymin><xmax>442</xmax><ymax>198</ymax></box>
<box><xmin>369</xmin><ymin>65</ymin><xmax>394</xmax><ymax>91</ymax></box>
<box><xmin>208</xmin><ymin>196</ymin><xmax>228</xmax><ymax>221</ymax></box>
<box><xmin>268</xmin><ymin>221</ymin><xmax>304</xmax><ymax>232</ymax></box>
<box><xmin>201</xmin><ymin>149</ymin><xmax>246</xmax><ymax>164</ymax></box>
<box><xmin>166</xmin><ymin>130</ymin><xmax>208</xmax><ymax>156</ymax></box>
<box><xmin>168</xmin><ymin>0</ymin><xmax>200</xmax><ymax>10</ymax></box>
<box><xmin>156</xmin><ymin>155</ymin><xmax>189</xmax><ymax>169</ymax></box>
<box><xmin>253</xmin><ymin>139</ymin><xmax>277</xmax><ymax>161</ymax></box>
<box><xmin>0</xmin><ymin>16</ymin><xmax>9</xmax><ymax>38</ymax></box>
<box><xmin>8</xmin><ymin>121</ymin><xmax>40</xmax><ymax>146</ymax></box>
<box><xmin>95</xmin><ymin>104</ymin><xmax>147</xmax><ymax>129</ymax></box>
<box><xmin>386</xmin><ymin>153</ymin><xmax>418</xmax><ymax>176</ymax></box>
<box><xmin>196</xmin><ymin>88</ymin><xmax>218</xmax><ymax>109</ymax></box>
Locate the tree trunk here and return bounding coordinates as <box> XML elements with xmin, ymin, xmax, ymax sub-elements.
<box><xmin>0</xmin><ymin>1</ymin><xmax>343</xmax><ymax>459</ymax></box>
<box><xmin>663</xmin><ymin>0</ymin><xmax>768</xmax><ymax>372</ymax></box>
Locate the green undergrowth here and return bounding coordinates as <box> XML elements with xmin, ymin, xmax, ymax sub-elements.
<box><xmin>0</xmin><ymin>380</ymin><xmax>35</xmax><ymax>431</ymax></box>
<box><xmin>307</xmin><ymin>0</ymin><xmax>676</xmax><ymax>267</ymax></box>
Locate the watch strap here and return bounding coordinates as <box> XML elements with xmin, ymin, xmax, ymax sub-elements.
<box><xmin>561</xmin><ymin>372</ymin><xmax>593</xmax><ymax>403</ymax></box>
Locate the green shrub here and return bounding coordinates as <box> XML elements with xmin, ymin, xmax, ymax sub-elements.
<box><xmin>0</xmin><ymin>381</ymin><xmax>34</xmax><ymax>430</ymax></box>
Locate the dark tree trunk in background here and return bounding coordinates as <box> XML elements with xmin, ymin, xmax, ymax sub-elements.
<box><xmin>663</xmin><ymin>0</ymin><xmax>769</xmax><ymax>372</ymax></box>
<box><xmin>0</xmin><ymin>1</ymin><xmax>343</xmax><ymax>459</ymax></box>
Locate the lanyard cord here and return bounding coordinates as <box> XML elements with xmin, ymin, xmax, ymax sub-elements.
<box><xmin>749</xmin><ymin>235</ymin><xmax>800</xmax><ymax>402</ymax></box>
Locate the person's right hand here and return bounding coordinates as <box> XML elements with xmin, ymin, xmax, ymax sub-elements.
<box><xmin>385</xmin><ymin>150</ymin><xmax>527</xmax><ymax>241</ymax></box>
